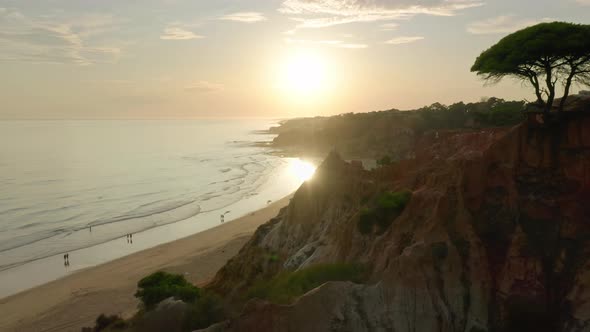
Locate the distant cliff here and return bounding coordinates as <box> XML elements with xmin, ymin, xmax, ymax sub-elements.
<box><xmin>269</xmin><ymin>98</ymin><xmax>525</xmax><ymax>161</ymax></box>
<box><xmin>205</xmin><ymin>108</ymin><xmax>590</xmax><ymax>332</ymax></box>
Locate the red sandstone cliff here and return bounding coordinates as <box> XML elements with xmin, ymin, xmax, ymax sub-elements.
<box><xmin>205</xmin><ymin>112</ymin><xmax>590</xmax><ymax>332</ymax></box>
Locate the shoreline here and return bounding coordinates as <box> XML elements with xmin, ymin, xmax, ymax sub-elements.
<box><xmin>0</xmin><ymin>155</ymin><xmax>302</xmax><ymax>300</ymax></box>
<box><xmin>0</xmin><ymin>195</ymin><xmax>292</xmax><ymax>332</ymax></box>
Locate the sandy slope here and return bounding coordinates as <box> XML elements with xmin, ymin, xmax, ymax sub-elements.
<box><xmin>0</xmin><ymin>196</ymin><xmax>291</xmax><ymax>332</ymax></box>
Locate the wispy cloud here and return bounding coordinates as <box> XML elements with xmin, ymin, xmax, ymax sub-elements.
<box><xmin>280</xmin><ymin>0</ymin><xmax>483</xmax><ymax>30</ymax></box>
<box><xmin>0</xmin><ymin>9</ymin><xmax>122</xmax><ymax>65</ymax></box>
<box><xmin>160</xmin><ymin>27</ymin><xmax>203</xmax><ymax>40</ymax></box>
<box><xmin>384</xmin><ymin>36</ymin><xmax>424</xmax><ymax>45</ymax></box>
<box><xmin>220</xmin><ymin>12</ymin><xmax>267</xmax><ymax>23</ymax></box>
<box><xmin>576</xmin><ymin>0</ymin><xmax>590</xmax><ymax>5</ymax></box>
<box><xmin>285</xmin><ymin>38</ymin><xmax>368</xmax><ymax>49</ymax></box>
<box><xmin>339</xmin><ymin>43</ymin><xmax>369</xmax><ymax>49</ymax></box>
<box><xmin>381</xmin><ymin>23</ymin><xmax>399</xmax><ymax>31</ymax></box>
<box><xmin>185</xmin><ymin>81</ymin><xmax>224</xmax><ymax>93</ymax></box>
<box><xmin>467</xmin><ymin>15</ymin><xmax>553</xmax><ymax>35</ymax></box>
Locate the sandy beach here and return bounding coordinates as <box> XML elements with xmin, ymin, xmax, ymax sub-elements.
<box><xmin>0</xmin><ymin>195</ymin><xmax>291</xmax><ymax>332</ymax></box>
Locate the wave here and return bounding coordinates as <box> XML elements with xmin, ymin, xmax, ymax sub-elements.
<box><xmin>0</xmin><ymin>200</ymin><xmax>204</xmax><ymax>270</ymax></box>
<box><xmin>88</xmin><ymin>199</ymin><xmax>201</xmax><ymax>227</ymax></box>
<box><xmin>0</xmin><ymin>206</ymin><xmax>28</xmax><ymax>216</ymax></box>
<box><xmin>0</xmin><ymin>143</ymin><xmax>285</xmax><ymax>274</ymax></box>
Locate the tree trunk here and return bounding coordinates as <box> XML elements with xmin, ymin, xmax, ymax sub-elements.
<box><xmin>544</xmin><ymin>64</ymin><xmax>556</xmax><ymax>113</ymax></box>
<box><xmin>528</xmin><ymin>75</ymin><xmax>544</xmax><ymax>105</ymax></box>
<box><xmin>558</xmin><ymin>70</ymin><xmax>576</xmax><ymax>113</ymax></box>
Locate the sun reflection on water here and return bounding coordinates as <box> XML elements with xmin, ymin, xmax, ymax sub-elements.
<box><xmin>289</xmin><ymin>159</ymin><xmax>316</xmax><ymax>182</ymax></box>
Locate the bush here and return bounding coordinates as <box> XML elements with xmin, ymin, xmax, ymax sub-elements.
<box><xmin>183</xmin><ymin>291</ymin><xmax>226</xmax><ymax>331</ymax></box>
<box><xmin>414</xmin><ymin>98</ymin><xmax>525</xmax><ymax>132</ymax></box>
<box><xmin>358</xmin><ymin>190</ymin><xmax>412</xmax><ymax>235</ymax></box>
<box><xmin>377</xmin><ymin>191</ymin><xmax>412</xmax><ymax>213</ymax></box>
<box><xmin>358</xmin><ymin>208</ymin><xmax>377</xmax><ymax>234</ymax></box>
<box><xmin>377</xmin><ymin>155</ymin><xmax>392</xmax><ymax>166</ymax></box>
<box><xmin>135</xmin><ymin>271</ymin><xmax>200</xmax><ymax>310</ymax></box>
<box><xmin>93</xmin><ymin>314</ymin><xmax>127</xmax><ymax>331</ymax></box>
<box><xmin>247</xmin><ymin>263</ymin><xmax>367</xmax><ymax>304</ymax></box>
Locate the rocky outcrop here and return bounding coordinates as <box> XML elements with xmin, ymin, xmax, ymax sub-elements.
<box><xmin>208</xmin><ymin>112</ymin><xmax>590</xmax><ymax>332</ymax></box>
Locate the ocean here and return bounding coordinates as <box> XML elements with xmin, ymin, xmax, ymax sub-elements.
<box><xmin>0</xmin><ymin>119</ymin><xmax>310</xmax><ymax>298</ymax></box>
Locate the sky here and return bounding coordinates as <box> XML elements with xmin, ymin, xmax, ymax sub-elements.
<box><xmin>0</xmin><ymin>0</ymin><xmax>589</xmax><ymax>119</ymax></box>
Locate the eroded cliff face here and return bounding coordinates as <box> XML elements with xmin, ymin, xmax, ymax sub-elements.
<box><xmin>207</xmin><ymin>112</ymin><xmax>590</xmax><ymax>332</ymax></box>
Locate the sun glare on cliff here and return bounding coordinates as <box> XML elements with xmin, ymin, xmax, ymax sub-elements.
<box><xmin>279</xmin><ymin>50</ymin><xmax>327</xmax><ymax>98</ymax></box>
<box><xmin>289</xmin><ymin>159</ymin><xmax>316</xmax><ymax>182</ymax></box>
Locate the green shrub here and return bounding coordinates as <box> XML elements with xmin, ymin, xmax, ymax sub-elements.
<box><xmin>358</xmin><ymin>208</ymin><xmax>377</xmax><ymax>234</ymax></box>
<box><xmin>377</xmin><ymin>155</ymin><xmax>392</xmax><ymax>166</ymax></box>
<box><xmin>247</xmin><ymin>263</ymin><xmax>367</xmax><ymax>304</ymax></box>
<box><xmin>135</xmin><ymin>271</ymin><xmax>200</xmax><ymax>310</ymax></box>
<box><xmin>93</xmin><ymin>314</ymin><xmax>127</xmax><ymax>331</ymax></box>
<box><xmin>377</xmin><ymin>191</ymin><xmax>412</xmax><ymax>218</ymax></box>
<box><xmin>357</xmin><ymin>190</ymin><xmax>412</xmax><ymax>235</ymax></box>
<box><xmin>183</xmin><ymin>291</ymin><xmax>226</xmax><ymax>331</ymax></box>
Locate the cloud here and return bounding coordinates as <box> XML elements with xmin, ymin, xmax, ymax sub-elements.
<box><xmin>280</xmin><ymin>0</ymin><xmax>483</xmax><ymax>30</ymax></box>
<box><xmin>467</xmin><ymin>15</ymin><xmax>553</xmax><ymax>35</ymax></box>
<box><xmin>160</xmin><ymin>27</ymin><xmax>203</xmax><ymax>40</ymax></box>
<box><xmin>381</xmin><ymin>23</ymin><xmax>399</xmax><ymax>31</ymax></box>
<box><xmin>576</xmin><ymin>0</ymin><xmax>590</xmax><ymax>4</ymax></box>
<box><xmin>220</xmin><ymin>12</ymin><xmax>267</xmax><ymax>23</ymax></box>
<box><xmin>184</xmin><ymin>81</ymin><xmax>224</xmax><ymax>93</ymax></box>
<box><xmin>339</xmin><ymin>43</ymin><xmax>369</xmax><ymax>49</ymax></box>
<box><xmin>384</xmin><ymin>36</ymin><xmax>424</xmax><ymax>45</ymax></box>
<box><xmin>285</xmin><ymin>38</ymin><xmax>368</xmax><ymax>49</ymax></box>
<box><xmin>0</xmin><ymin>9</ymin><xmax>122</xmax><ymax>64</ymax></box>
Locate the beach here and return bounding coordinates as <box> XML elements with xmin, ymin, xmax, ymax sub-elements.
<box><xmin>0</xmin><ymin>195</ymin><xmax>291</xmax><ymax>332</ymax></box>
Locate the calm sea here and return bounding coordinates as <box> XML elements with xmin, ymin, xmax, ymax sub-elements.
<box><xmin>0</xmin><ymin>119</ymin><xmax>305</xmax><ymax>295</ymax></box>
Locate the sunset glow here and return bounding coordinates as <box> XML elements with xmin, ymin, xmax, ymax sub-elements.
<box><xmin>289</xmin><ymin>159</ymin><xmax>316</xmax><ymax>182</ymax></box>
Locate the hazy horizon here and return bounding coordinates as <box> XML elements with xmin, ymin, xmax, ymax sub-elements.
<box><xmin>1</xmin><ymin>0</ymin><xmax>589</xmax><ymax>119</ymax></box>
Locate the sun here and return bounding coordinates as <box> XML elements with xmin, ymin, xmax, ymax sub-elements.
<box><xmin>280</xmin><ymin>50</ymin><xmax>327</xmax><ymax>97</ymax></box>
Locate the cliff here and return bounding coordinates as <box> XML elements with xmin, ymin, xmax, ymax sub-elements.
<box><xmin>205</xmin><ymin>111</ymin><xmax>590</xmax><ymax>332</ymax></box>
<box><xmin>270</xmin><ymin>111</ymin><xmax>416</xmax><ymax>160</ymax></box>
<box><xmin>269</xmin><ymin>98</ymin><xmax>525</xmax><ymax>161</ymax></box>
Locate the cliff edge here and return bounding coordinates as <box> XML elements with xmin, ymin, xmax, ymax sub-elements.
<box><xmin>206</xmin><ymin>111</ymin><xmax>590</xmax><ymax>332</ymax></box>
